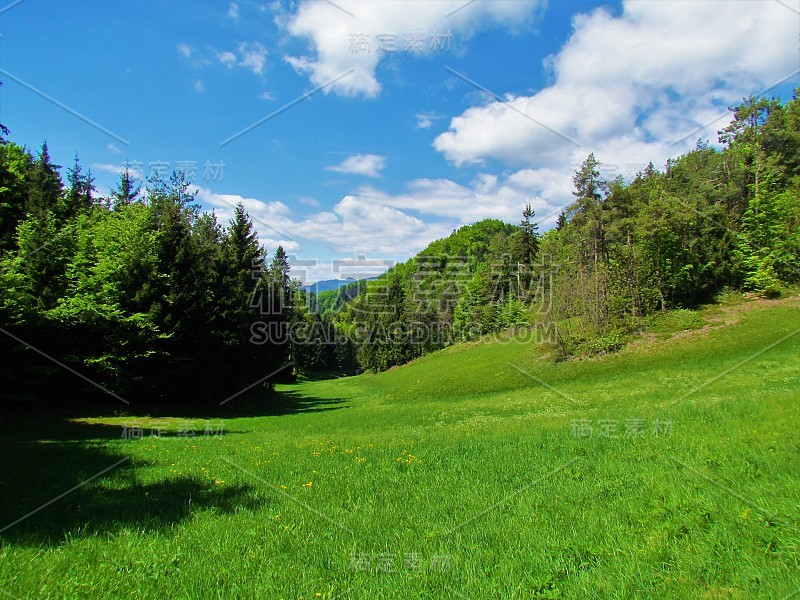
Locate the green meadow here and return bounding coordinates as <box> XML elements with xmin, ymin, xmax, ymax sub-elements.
<box><xmin>1</xmin><ymin>294</ymin><xmax>799</xmax><ymax>598</ymax></box>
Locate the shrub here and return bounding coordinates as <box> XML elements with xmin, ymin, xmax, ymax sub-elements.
<box><xmin>580</xmin><ymin>332</ymin><xmax>625</xmax><ymax>357</ymax></box>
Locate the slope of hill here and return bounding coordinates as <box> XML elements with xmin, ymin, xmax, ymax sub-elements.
<box><xmin>295</xmin><ymin>293</ymin><xmax>800</xmax><ymax>433</ymax></box>
<box><xmin>303</xmin><ymin>278</ymin><xmax>356</xmax><ymax>293</ymax></box>
<box><xmin>3</xmin><ymin>294</ymin><xmax>796</xmax><ymax>597</ymax></box>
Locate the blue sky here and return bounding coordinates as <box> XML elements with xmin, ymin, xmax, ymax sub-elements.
<box><xmin>1</xmin><ymin>0</ymin><xmax>797</xmax><ymax>282</ymax></box>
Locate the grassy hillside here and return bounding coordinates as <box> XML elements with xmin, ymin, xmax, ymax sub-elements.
<box><xmin>1</xmin><ymin>294</ymin><xmax>799</xmax><ymax>598</ymax></box>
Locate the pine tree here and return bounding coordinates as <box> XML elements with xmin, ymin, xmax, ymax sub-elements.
<box><xmin>571</xmin><ymin>153</ymin><xmax>605</xmax><ymax>206</ymax></box>
<box><xmin>27</xmin><ymin>142</ymin><xmax>62</xmax><ymax>217</ymax></box>
<box><xmin>570</xmin><ymin>153</ymin><xmax>608</xmax><ymax>269</ymax></box>
<box><xmin>111</xmin><ymin>164</ymin><xmax>141</xmax><ymax>210</ymax></box>
<box><xmin>220</xmin><ymin>202</ymin><xmax>264</xmax><ymax>327</ymax></box>
<box><xmin>16</xmin><ymin>143</ymin><xmax>69</xmax><ymax>308</ymax></box>
<box><xmin>719</xmin><ymin>96</ymin><xmax>778</xmax><ymax>148</ymax></box>
<box><xmin>63</xmin><ymin>154</ymin><xmax>94</xmax><ymax>219</ymax></box>
<box><xmin>517</xmin><ymin>203</ymin><xmax>540</xmax><ymax>255</ymax></box>
<box><xmin>555</xmin><ymin>210</ymin><xmax>567</xmax><ymax>231</ymax></box>
<box><xmin>271</xmin><ymin>245</ymin><xmax>290</xmax><ymax>294</ymax></box>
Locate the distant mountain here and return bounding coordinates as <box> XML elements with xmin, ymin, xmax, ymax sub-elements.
<box><xmin>302</xmin><ymin>278</ymin><xmax>361</xmax><ymax>294</ymax></box>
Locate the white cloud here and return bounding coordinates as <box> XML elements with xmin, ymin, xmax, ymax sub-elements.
<box><xmin>92</xmin><ymin>162</ymin><xmax>145</xmax><ymax>181</ymax></box>
<box><xmin>326</xmin><ymin>154</ymin><xmax>386</xmax><ymax>178</ymax></box>
<box><xmin>263</xmin><ymin>238</ymin><xmax>300</xmax><ymax>253</ymax></box>
<box><xmin>228</xmin><ymin>2</ymin><xmax>240</xmax><ymax>23</ymax></box>
<box><xmin>238</xmin><ymin>41</ymin><xmax>268</xmax><ymax>76</ymax></box>
<box><xmin>217</xmin><ymin>50</ymin><xmax>237</xmax><ymax>68</ymax></box>
<box><xmin>106</xmin><ymin>143</ymin><xmax>122</xmax><ymax>155</ymax></box>
<box><xmin>298</xmin><ymin>196</ymin><xmax>321</xmax><ymax>208</ymax></box>
<box><xmin>434</xmin><ymin>0</ymin><xmax>799</xmax><ymax>172</ymax></box>
<box><xmin>415</xmin><ymin>111</ymin><xmax>442</xmax><ymax>130</ymax></box>
<box><xmin>177</xmin><ymin>43</ymin><xmax>193</xmax><ymax>59</ymax></box>
<box><xmin>193</xmin><ymin>185</ymin><xmax>291</xmax><ymax>225</ymax></box>
<box><xmin>93</xmin><ymin>183</ymin><xmax>112</xmax><ymax>200</ymax></box>
<box><xmin>193</xmin><ymin>80</ymin><xmax>205</xmax><ymax>94</ymax></box>
<box><xmin>192</xmin><ymin>185</ymin><xmax>452</xmax><ymax>256</ymax></box>
<box><xmin>190</xmin><ymin>168</ymin><xmax>568</xmax><ymax>259</ymax></box>
<box><xmin>216</xmin><ymin>42</ymin><xmax>268</xmax><ymax>76</ymax></box>
<box><xmin>283</xmin><ymin>0</ymin><xmax>545</xmax><ymax>97</ymax></box>
<box><xmin>259</xmin><ymin>90</ymin><xmax>276</xmax><ymax>101</ymax></box>
<box><xmin>353</xmin><ymin>171</ymin><xmax>565</xmax><ymax>228</ymax></box>
<box><xmin>291</xmin><ymin>196</ymin><xmax>452</xmax><ymax>254</ymax></box>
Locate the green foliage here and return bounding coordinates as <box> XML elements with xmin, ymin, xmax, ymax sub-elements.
<box><xmin>644</xmin><ymin>308</ymin><xmax>706</xmax><ymax>335</ymax></box>
<box><xmin>110</xmin><ymin>164</ymin><xmax>141</xmax><ymax>210</ymax></box>
<box><xmin>511</xmin><ymin>203</ymin><xmax>540</xmax><ymax>269</ymax></box>
<box><xmin>26</xmin><ymin>142</ymin><xmax>63</xmax><ymax>217</ymax></box>
<box><xmin>534</xmin><ymin>92</ymin><xmax>800</xmax><ymax>359</ymax></box>
<box><xmin>0</xmin><ymin>156</ymin><xmax>291</xmax><ymax>406</ymax></box>
<box><xmin>420</xmin><ymin>218</ymin><xmax>515</xmax><ymax>261</ymax></box>
<box><xmin>309</xmin><ymin>279</ymin><xmax>369</xmax><ymax>316</ymax></box>
<box><xmin>578</xmin><ymin>331</ymin><xmax>625</xmax><ymax>357</ymax></box>
<box><xmin>0</xmin><ymin>141</ymin><xmax>32</xmax><ymax>250</ymax></box>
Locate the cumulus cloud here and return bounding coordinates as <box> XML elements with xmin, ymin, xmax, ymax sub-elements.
<box><xmin>283</xmin><ymin>0</ymin><xmax>545</xmax><ymax>97</ymax></box>
<box><xmin>415</xmin><ymin>111</ymin><xmax>442</xmax><ymax>130</ymax></box>
<box><xmin>193</xmin><ymin>185</ymin><xmax>291</xmax><ymax>227</ymax></box>
<box><xmin>298</xmin><ymin>196</ymin><xmax>320</xmax><ymax>208</ymax></box>
<box><xmin>193</xmin><ymin>185</ymin><xmax>452</xmax><ymax>256</ymax></box>
<box><xmin>326</xmin><ymin>154</ymin><xmax>386</xmax><ymax>178</ymax></box>
<box><xmin>227</xmin><ymin>2</ymin><xmax>240</xmax><ymax>23</ymax></box>
<box><xmin>190</xmin><ymin>169</ymin><xmax>571</xmax><ymax>259</ymax></box>
<box><xmin>434</xmin><ymin>0</ymin><xmax>799</xmax><ymax>172</ymax></box>
<box><xmin>217</xmin><ymin>50</ymin><xmax>237</xmax><ymax>68</ymax></box>
<box><xmin>352</xmin><ymin>170</ymin><xmax>568</xmax><ymax>228</ymax></box>
<box><xmin>92</xmin><ymin>162</ymin><xmax>145</xmax><ymax>181</ymax></box>
<box><xmin>263</xmin><ymin>238</ymin><xmax>300</xmax><ymax>253</ymax></box>
<box><xmin>293</xmin><ymin>196</ymin><xmax>452</xmax><ymax>254</ymax></box>
<box><xmin>177</xmin><ymin>43</ymin><xmax>193</xmax><ymax>59</ymax></box>
<box><xmin>215</xmin><ymin>42</ymin><xmax>267</xmax><ymax>76</ymax></box>
<box><xmin>237</xmin><ymin>42</ymin><xmax>268</xmax><ymax>76</ymax></box>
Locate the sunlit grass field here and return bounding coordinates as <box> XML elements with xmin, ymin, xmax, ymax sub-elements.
<box><xmin>1</xmin><ymin>294</ymin><xmax>799</xmax><ymax>598</ymax></box>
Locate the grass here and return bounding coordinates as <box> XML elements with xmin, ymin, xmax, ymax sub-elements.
<box><xmin>1</xmin><ymin>293</ymin><xmax>799</xmax><ymax>598</ymax></box>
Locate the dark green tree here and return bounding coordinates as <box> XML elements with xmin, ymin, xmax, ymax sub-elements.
<box><xmin>62</xmin><ymin>154</ymin><xmax>94</xmax><ymax>219</ymax></box>
<box><xmin>511</xmin><ymin>203</ymin><xmax>540</xmax><ymax>291</ymax></box>
<box><xmin>27</xmin><ymin>142</ymin><xmax>62</xmax><ymax>217</ymax></box>
<box><xmin>111</xmin><ymin>164</ymin><xmax>141</xmax><ymax>210</ymax></box>
<box><xmin>569</xmin><ymin>153</ymin><xmax>608</xmax><ymax>269</ymax></box>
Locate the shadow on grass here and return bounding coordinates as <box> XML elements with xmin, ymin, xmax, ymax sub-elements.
<box><xmin>0</xmin><ymin>387</ymin><xmax>349</xmax><ymax>547</ymax></box>
<box><xmin>0</xmin><ymin>416</ymin><xmax>249</xmax><ymax>443</ymax></box>
<box><xmin>293</xmin><ymin>370</ymin><xmax>354</xmax><ymax>382</ymax></box>
<box><xmin>0</xmin><ymin>420</ymin><xmax>268</xmax><ymax>548</ymax></box>
<box><xmin>224</xmin><ymin>387</ymin><xmax>350</xmax><ymax>418</ymax></box>
<box><xmin>114</xmin><ymin>387</ymin><xmax>351</xmax><ymax>419</ymax></box>
<box><xmin>2</xmin><ymin>384</ymin><xmax>350</xmax><ymax>421</ymax></box>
